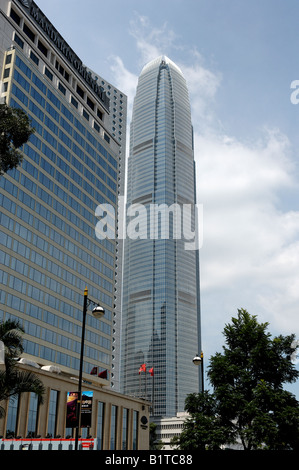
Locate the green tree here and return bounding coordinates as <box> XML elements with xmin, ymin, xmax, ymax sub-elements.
<box><xmin>174</xmin><ymin>309</ymin><xmax>299</xmax><ymax>450</ymax></box>
<box><xmin>0</xmin><ymin>320</ymin><xmax>45</xmax><ymax>418</ymax></box>
<box><xmin>0</xmin><ymin>103</ymin><xmax>35</xmax><ymax>175</ymax></box>
<box><xmin>171</xmin><ymin>391</ymin><xmax>234</xmax><ymax>450</ymax></box>
<box><xmin>149</xmin><ymin>422</ymin><xmax>164</xmax><ymax>450</ymax></box>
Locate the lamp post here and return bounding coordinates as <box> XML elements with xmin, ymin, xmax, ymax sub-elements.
<box><xmin>74</xmin><ymin>287</ymin><xmax>104</xmax><ymax>450</ymax></box>
<box><xmin>193</xmin><ymin>351</ymin><xmax>204</xmax><ymax>393</ymax></box>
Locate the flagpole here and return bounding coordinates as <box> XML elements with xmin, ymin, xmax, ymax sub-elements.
<box><xmin>139</xmin><ymin>372</ymin><xmax>141</xmax><ymax>397</ymax></box>
<box><xmin>152</xmin><ymin>372</ymin><xmax>154</xmax><ymax>415</ymax></box>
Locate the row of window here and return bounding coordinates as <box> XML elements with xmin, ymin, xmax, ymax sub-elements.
<box><xmin>0</xmin><ymin>187</ymin><xmax>114</xmax><ymax>281</ymax></box>
<box><xmin>4</xmin><ymin>392</ymin><xmax>138</xmax><ymax>450</ymax></box>
<box><xmin>0</xmin><ymin>171</ymin><xmax>114</xmax><ymax>270</ymax></box>
<box><xmin>12</xmin><ymin>54</ymin><xmax>117</xmax><ymax>172</ymax></box>
<box><xmin>2</xmin><ymin>56</ymin><xmax>119</xmax><ymax>222</ymax></box>
<box><xmin>1</xmin><ymin>307</ymin><xmax>110</xmax><ymax>373</ymax></box>
<box><xmin>0</xmin><ymin>290</ymin><xmax>111</xmax><ymax>340</ymax></box>
<box><xmin>10</xmin><ymin>83</ymin><xmax>117</xmax><ymax>204</ymax></box>
<box><xmin>0</xmin><ymin>221</ymin><xmax>112</xmax><ymax>297</ymax></box>
<box><xmin>6</xmin><ymin>158</ymin><xmax>114</xmax><ymax>263</ymax></box>
<box><xmin>22</xmin><ymin>147</ymin><xmax>114</xmax><ymax>253</ymax></box>
<box><xmin>0</xmin><ymin>230</ymin><xmax>113</xmax><ymax>310</ymax></box>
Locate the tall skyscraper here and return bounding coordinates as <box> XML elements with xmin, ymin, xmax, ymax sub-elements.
<box><xmin>121</xmin><ymin>56</ymin><xmax>202</xmax><ymax>417</ymax></box>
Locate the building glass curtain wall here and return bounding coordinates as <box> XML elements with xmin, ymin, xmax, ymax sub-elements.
<box><xmin>0</xmin><ymin>0</ymin><xmax>124</xmax><ymax>384</ymax></box>
<box><xmin>121</xmin><ymin>56</ymin><xmax>201</xmax><ymax>417</ymax></box>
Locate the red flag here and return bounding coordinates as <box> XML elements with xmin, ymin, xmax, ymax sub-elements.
<box><xmin>149</xmin><ymin>367</ymin><xmax>154</xmax><ymax>376</ymax></box>
<box><xmin>90</xmin><ymin>366</ymin><xmax>98</xmax><ymax>375</ymax></box>
<box><xmin>139</xmin><ymin>363</ymin><xmax>146</xmax><ymax>374</ymax></box>
<box><xmin>98</xmin><ymin>369</ymin><xmax>108</xmax><ymax>379</ymax></box>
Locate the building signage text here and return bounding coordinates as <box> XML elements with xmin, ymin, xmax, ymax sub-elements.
<box><xmin>16</xmin><ymin>0</ymin><xmax>110</xmax><ymax>110</ymax></box>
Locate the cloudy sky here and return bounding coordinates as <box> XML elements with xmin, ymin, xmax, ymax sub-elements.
<box><xmin>36</xmin><ymin>0</ymin><xmax>299</xmax><ymax>397</ymax></box>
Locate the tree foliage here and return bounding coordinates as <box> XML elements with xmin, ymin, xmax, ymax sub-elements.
<box><xmin>0</xmin><ymin>103</ymin><xmax>35</xmax><ymax>175</ymax></box>
<box><xmin>0</xmin><ymin>320</ymin><xmax>45</xmax><ymax>418</ymax></box>
<box><xmin>173</xmin><ymin>309</ymin><xmax>299</xmax><ymax>450</ymax></box>
<box><xmin>149</xmin><ymin>422</ymin><xmax>164</xmax><ymax>450</ymax></box>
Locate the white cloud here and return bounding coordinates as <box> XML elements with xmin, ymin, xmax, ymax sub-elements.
<box><xmin>180</xmin><ymin>60</ymin><xmax>222</xmax><ymax>133</ymax></box>
<box><xmin>194</xmin><ymin>129</ymin><xmax>299</xmax><ymax>337</ymax></box>
<box><xmin>109</xmin><ymin>56</ymin><xmax>138</xmax><ymax>102</ymax></box>
<box><xmin>129</xmin><ymin>13</ymin><xmax>178</xmax><ymax>66</ymax></box>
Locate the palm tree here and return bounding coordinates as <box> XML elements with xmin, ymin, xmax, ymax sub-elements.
<box><xmin>0</xmin><ymin>320</ymin><xmax>45</xmax><ymax>418</ymax></box>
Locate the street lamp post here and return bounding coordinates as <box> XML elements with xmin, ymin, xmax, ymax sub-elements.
<box><xmin>74</xmin><ymin>287</ymin><xmax>104</xmax><ymax>450</ymax></box>
<box><xmin>193</xmin><ymin>352</ymin><xmax>204</xmax><ymax>393</ymax></box>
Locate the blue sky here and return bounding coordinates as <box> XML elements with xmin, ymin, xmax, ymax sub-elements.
<box><xmin>36</xmin><ymin>0</ymin><xmax>299</xmax><ymax>397</ymax></box>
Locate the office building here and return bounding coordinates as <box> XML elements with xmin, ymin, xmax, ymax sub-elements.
<box><xmin>153</xmin><ymin>412</ymin><xmax>189</xmax><ymax>450</ymax></box>
<box><xmin>0</xmin><ymin>0</ymin><xmax>149</xmax><ymax>448</ymax></box>
<box><xmin>121</xmin><ymin>56</ymin><xmax>202</xmax><ymax>417</ymax></box>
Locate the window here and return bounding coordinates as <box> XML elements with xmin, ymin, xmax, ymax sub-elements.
<box><xmin>14</xmin><ymin>33</ymin><xmax>24</xmax><ymax>49</ymax></box>
<box><xmin>83</xmin><ymin>109</ymin><xmax>89</xmax><ymax>121</ymax></box>
<box><xmin>6</xmin><ymin>396</ymin><xmax>19</xmax><ymax>438</ymax></box>
<box><xmin>133</xmin><ymin>411</ymin><xmax>139</xmax><ymax>449</ymax></box>
<box><xmin>47</xmin><ymin>89</ymin><xmax>61</xmax><ymax>110</ymax></box>
<box><xmin>31</xmin><ymin>87</ymin><xmax>45</xmax><ymax>107</ymax></box>
<box><xmin>38</xmin><ymin>40</ymin><xmax>48</xmax><ymax>57</ymax></box>
<box><xmin>10</xmin><ymin>8</ymin><xmax>21</xmax><ymax>25</ymax></box>
<box><xmin>71</xmin><ymin>96</ymin><xmax>78</xmax><ymax>108</ymax></box>
<box><xmin>76</xmin><ymin>84</ymin><xmax>84</xmax><ymax>98</ymax></box>
<box><xmin>23</xmin><ymin>24</ymin><xmax>35</xmax><ymax>42</ymax></box>
<box><xmin>16</xmin><ymin>56</ymin><xmax>31</xmax><ymax>78</ymax></box>
<box><xmin>55</xmin><ymin>61</ymin><xmax>63</xmax><ymax>75</ymax></box>
<box><xmin>45</xmin><ymin>67</ymin><xmax>53</xmax><ymax>81</ymax></box>
<box><xmin>58</xmin><ymin>82</ymin><xmax>66</xmax><ymax>95</ymax></box>
<box><xmin>32</xmin><ymin>73</ymin><xmax>47</xmax><ymax>94</ymax></box>
<box><xmin>30</xmin><ymin>51</ymin><xmax>39</xmax><ymax>66</ymax></box>
<box><xmin>55</xmin><ymin>61</ymin><xmax>69</xmax><ymax>82</ymax></box>
<box><xmin>27</xmin><ymin>393</ymin><xmax>39</xmax><ymax>437</ymax></box>
<box><xmin>47</xmin><ymin>390</ymin><xmax>59</xmax><ymax>437</ymax></box>
<box><xmin>110</xmin><ymin>405</ymin><xmax>117</xmax><ymax>450</ymax></box>
<box><xmin>87</xmin><ymin>97</ymin><xmax>94</xmax><ymax>111</ymax></box>
<box><xmin>12</xmin><ymin>84</ymin><xmax>28</xmax><ymax>107</ymax></box>
<box><xmin>5</xmin><ymin>55</ymin><xmax>12</xmax><ymax>65</ymax></box>
<box><xmin>61</xmin><ymin>104</ymin><xmax>73</xmax><ymax>123</ymax></box>
<box><xmin>122</xmin><ymin>408</ymin><xmax>129</xmax><ymax>450</ymax></box>
<box><xmin>97</xmin><ymin>402</ymin><xmax>105</xmax><ymax>450</ymax></box>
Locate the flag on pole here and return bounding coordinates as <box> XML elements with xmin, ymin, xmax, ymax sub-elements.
<box><xmin>90</xmin><ymin>367</ymin><xmax>108</xmax><ymax>379</ymax></box>
<box><xmin>90</xmin><ymin>366</ymin><xmax>98</xmax><ymax>375</ymax></box>
<box><xmin>149</xmin><ymin>367</ymin><xmax>154</xmax><ymax>376</ymax></box>
<box><xmin>98</xmin><ymin>369</ymin><xmax>108</xmax><ymax>379</ymax></box>
<box><xmin>139</xmin><ymin>363</ymin><xmax>146</xmax><ymax>374</ymax></box>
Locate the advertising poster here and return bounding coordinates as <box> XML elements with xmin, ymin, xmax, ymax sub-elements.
<box><xmin>66</xmin><ymin>392</ymin><xmax>78</xmax><ymax>428</ymax></box>
<box><xmin>66</xmin><ymin>391</ymin><xmax>93</xmax><ymax>428</ymax></box>
<box><xmin>81</xmin><ymin>391</ymin><xmax>93</xmax><ymax>428</ymax></box>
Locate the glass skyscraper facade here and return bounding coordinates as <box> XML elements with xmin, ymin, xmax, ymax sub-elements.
<box><xmin>121</xmin><ymin>56</ymin><xmax>201</xmax><ymax>417</ymax></box>
<box><xmin>0</xmin><ymin>0</ymin><xmax>126</xmax><ymax>386</ymax></box>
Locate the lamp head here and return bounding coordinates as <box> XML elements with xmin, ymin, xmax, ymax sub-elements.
<box><xmin>193</xmin><ymin>354</ymin><xmax>202</xmax><ymax>366</ymax></box>
<box><xmin>92</xmin><ymin>305</ymin><xmax>105</xmax><ymax>319</ymax></box>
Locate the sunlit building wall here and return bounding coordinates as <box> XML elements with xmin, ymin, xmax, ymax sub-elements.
<box><xmin>0</xmin><ymin>0</ymin><xmax>126</xmax><ymax>390</ymax></box>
